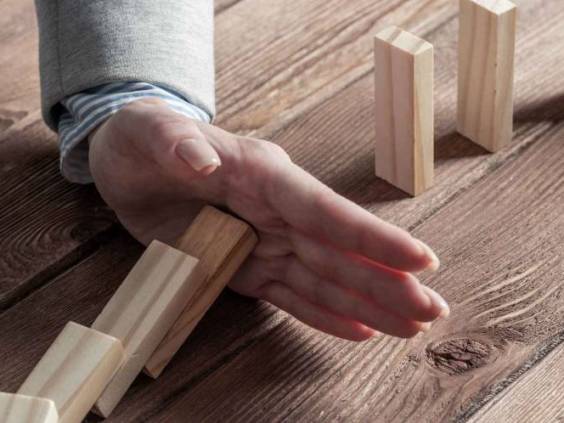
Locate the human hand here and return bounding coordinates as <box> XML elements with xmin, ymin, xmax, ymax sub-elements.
<box><xmin>89</xmin><ymin>99</ymin><xmax>449</xmax><ymax>341</ymax></box>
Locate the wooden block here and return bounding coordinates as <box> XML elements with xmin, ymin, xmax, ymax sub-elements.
<box><xmin>374</xmin><ymin>26</ymin><xmax>434</xmax><ymax>196</ymax></box>
<box><xmin>0</xmin><ymin>393</ymin><xmax>58</xmax><ymax>423</ymax></box>
<box><xmin>91</xmin><ymin>240</ymin><xmax>203</xmax><ymax>417</ymax></box>
<box><xmin>144</xmin><ymin>206</ymin><xmax>258</xmax><ymax>378</ymax></box>
<box><xmin>17</xmin><ymin>322</ymin><xmax>123</xmax><ymax>423</ymax></box>
<box><xmin>457</xmin><ymin>0</ymin><xmax>517</xmax><ymax>152</ymax></box>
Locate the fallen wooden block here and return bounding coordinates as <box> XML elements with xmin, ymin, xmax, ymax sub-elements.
<box><xmin>91</xmin><ymin>240</ymin><xmax>204</xmax><ymax>417</ymax></box>
<box><xmin>145</xmin><ymin>206</ymin><xmax>258</xmax><ymax>378</ymax></box>
<box><xmin>457</xmin><ymin>0</ymin><xmax>517</xmax><ymax>152</ymax></box>
<box><xmin>0</xmin><ymin>393</ymin><xmax>58</xmax><ymax>423</ymax></box>
<box><xmin>17</xmin><ymin>322</ymin><xmax>123</xmax><ymax>423</ymax></box>
<box><xmin>373</xmin><ymin>26</ymin><xmax>434</xmax><ymax>196</ymax></box>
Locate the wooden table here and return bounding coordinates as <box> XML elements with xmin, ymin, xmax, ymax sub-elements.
<box><xmin>1</xmin><ymin>0</ymin><xmax>563</xmax><ymax>421</ymax></box>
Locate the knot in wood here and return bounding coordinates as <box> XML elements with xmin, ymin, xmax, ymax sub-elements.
<box><xmin>425</xmin><ymin>338</ymin><xmax>492</xmax><ymax>375</ymax></box>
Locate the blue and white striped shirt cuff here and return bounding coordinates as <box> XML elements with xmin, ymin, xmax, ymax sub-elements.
<box><xmin>58</xmin><ymin>81</ymin><xmax>212</xmax><ymax>184</ymax></box>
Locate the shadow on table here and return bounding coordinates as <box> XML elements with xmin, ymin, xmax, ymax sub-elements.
<box><xmin>328</xmin><ymin>91</ymin><xmax>564</xmax><ymax>208</ymax></box>
<box><xmin>514</xmin><ymin>92</ymin><xmax>564</xmax><ymax>124</ymax></box>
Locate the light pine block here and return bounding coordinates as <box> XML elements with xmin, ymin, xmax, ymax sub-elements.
<box><xmin>17</xmin><ymin>322</ymin><xmax>123</xmax><ymax>423</ymax></box>
<box><xmin>91</xmin><ymin>240</ymin><xmax>204</xmax><ymax>417</ymax></box>
<box><xmin>0</xmin><ymin>393</ymin><xmax>58</xmax><ymax>423</ymax></box>
<box><xmin>374</xmin><ymin>26</ymin><xmax>434</xmax><ymax>196</ymax></box>
<box><xmin>457</xmin><ymin>0</ymin><xmax>517</xmax><ymax>152</ymax></box>
<box><xmin>145</xmin><ymin>206</ymin><xmax>258</xmax><ymax>378</ymax></box>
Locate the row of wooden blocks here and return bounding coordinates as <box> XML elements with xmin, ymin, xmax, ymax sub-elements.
<box><xmin>374</xmin><ymin>0</ymin><xmax>517</xmax><ymax>196</ymax></box>
<box><xmin>1</xmin><ymin>207</ymin><xmax>258</xmax><ymax>423</ymax></box>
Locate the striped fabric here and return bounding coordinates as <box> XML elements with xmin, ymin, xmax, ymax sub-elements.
<box><xmin>58</xmin><ymin>81</ymin><xmax>211</xmax><ymax>184</ymax></box>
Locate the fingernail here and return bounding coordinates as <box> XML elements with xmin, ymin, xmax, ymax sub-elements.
<box><xmin>422</xmin><ymin>286</ymin><xmax>450</xmax><ymax>319</ymax></box>
<box><xmin>420</xmin><ymin>322</ymin><xmax>432</xmax><ymax>333</ymax></box>
<box><xmin>176</xmin><ymin>138</ymin><xmax>221</xmax><ymax>174</ymax></box>
<box><xmin>417</xmin><ymin>240</ymin><xmax>440</xmax><ymax>271</ymax></box>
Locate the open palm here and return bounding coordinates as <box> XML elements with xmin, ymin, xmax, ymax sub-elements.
<box><xmin>89</xmin><ymin>99</ymin><xmax>449</xmax><ymax>341</ymax></box>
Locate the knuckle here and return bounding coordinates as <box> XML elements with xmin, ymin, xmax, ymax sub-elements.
<box><xmin>267</xmin><ymin>142</ymin><xmax>291</xmax><ymax>160</ymax></box>
<box><xmin>242</xmin><ymin>138</ymin><xmax>291</xmax><ymax>162</ymax></box>
<box><xmin>150</xmin><ymin>119</ymin><xmax>174</xmax><ymax>139</ymax></box>
<box><xmin>149</xmin><ymin>116</ymin><xmax>199</xmax><ymax>141</ymax></box>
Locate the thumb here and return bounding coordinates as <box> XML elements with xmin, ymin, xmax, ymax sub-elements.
<box><xmin>175</xmin><ymin>131</ymin><xmax>221</xmax><ymax>176</ymax></box>
<box><xmin>120</xmin><ymin>98</ymin><xmax>222</xmax><ymax>176</ymax></box>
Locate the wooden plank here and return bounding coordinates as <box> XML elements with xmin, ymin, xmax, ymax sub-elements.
<box><xmin>145</xmin><ymin>206</ymin><xmax>258</xmax><ymax>378</ymax></box>
<box><xmin>153</xmin><ymin>117</ymin><xmax>564</xmax><ymax>423</ymax></box>
<box><xmin>467</xmin><ymin>341</ymin><xmax>564</xmax><ymax>423</ymax></box>
<box><xmin>0</xmin><ymin>393</ymin><xmax>58</xmax><ymax>423</ymax></box>
<box><xmin>91</xmin><ymin>241</ymin><xmax>203</xmax><ymax>417</ymax></box>
<box><xmin>215</xmin><ymin>0</ymin><xmax>457</xmax><ymax>136</ymax></box>
<box><xmin>18</xmin><ymin>322</ymin><xmax>123</xmax><ymax>423</ymax></box>
<box><xmin>0</xmin><ymin>0</ymin><xmax>457</xmax><ymax>312</ymax></box>
<box><xmin>457</xmin><ymin>0</ymin><xmax>517</xmax><ymax>152</ymax></box>
<box><xmin>0</xmin><ymin>0</ymin><xmax>116</xmax><ymax>312</ymax></box>
<box><xmin>374</xmin><ymin>27</ymin><xmax>433</xmax><ymax>195</ymax></box>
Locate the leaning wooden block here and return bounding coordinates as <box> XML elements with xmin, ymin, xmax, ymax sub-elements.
<box><xmin>457</xmin><ymin>0</ymin><xmax>517</xmax><ymax>152</ymax></box>
<box><xmin>91</xmin><ymin>240</ymin><xmax>204</xmax><ymax>417</ymax></box>
<box><xmin>0</xmin><ymin>393</ymin><xmax>58</xmax><ymax>423</ymax></box>
<box><xmin>374</xmin><ymin>26</ymin><xmax>434</xmax><ymax>196</ymax></box>
<box><xmin>145</xmin><ymin>206</ymin><xmax>258</xmax><ymax>378</ymax></box>
<box><xmin>17</xmin><ymin>322</ymin><xmax>123</xmax><ymax>423</ymax></box>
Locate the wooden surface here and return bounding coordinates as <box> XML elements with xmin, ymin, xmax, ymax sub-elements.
<box><xmin>145</xmin><ymin>206</ymin><xmax>258</xmax><ymax>378</ymax></box>
<box><xmin>91</xmin><ymin>241</ymin><xmax>202</xmax><ymax>417</ymax></box>
<box><xmin>457</xmin><ymin>0</ymin><xmax>517</xmax><ymax>152</ymax></box>
<box><xmin>1</xmin><ymin>0</ymin><xmax>563</xmax><ymax>422</ymax></box>
<box><xmin>18</xmin><ymin>322</ymin><xmax>123</xmax><ymax>423</ymax></box>
<box><xmin>374</xmin><ymin>26</ymin><xmax>434</xmax><ymax>195</ymax></box>
<box><xmin>467</xmin><ymin>342</ymin><xmax>564</xmax><ymax>423</ymax></box>
<box><xmin>0</xmin><ymin>393</ymin><xmax>58</xmax><ymax>423</ymax></box>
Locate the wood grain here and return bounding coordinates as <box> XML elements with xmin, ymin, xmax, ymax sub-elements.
<box><xmin>467</xmin><ymin>341</ymin><xmax>564</xmax><ymax>422</ymax></box>
<box><xmin>18</xmin><ymin>322</ymin><xmax>123</xmax><ymax>423</ymax></box>
<box><xmin>0</xmin><ymin>393</ymin><xmax>58</xmax><ymax>423</ymax></box>
<box><xmin>457</xmin><ymin>0</ymin><xmax>517</xmax><ymax>152</ymax></box>
<box><xmin>214</xmin><ymin>0</ymin><xmax>457</xmax><ymax>136</ymax></box>
<box><xmin>91</xmin><ymin>241</ymin><xmax>203</xmax><ymax>417</ymax></box>
<box><xmin>374</xmin><ymin>27</ymin><xmax>433</xmax><ymax>195</ymax></box>
<box><xmin>145</xmin><ymin>206</ymin><xmax>258</xmax><ymax>378</ymax></box>
<box><xmin>0</xmin><ymin>0</ymin><xmax>116</xmax><ymax>312</ymax></box>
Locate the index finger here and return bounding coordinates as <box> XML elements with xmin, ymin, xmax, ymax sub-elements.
<box><xmin>269</xmin><ymin>163</ymin><xmax>439</xmax><ymax>272</ymax></box>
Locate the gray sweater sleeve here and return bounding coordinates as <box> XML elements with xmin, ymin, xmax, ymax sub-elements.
<box><xmin>34</xmin><ymin>0</ymin><xmax>215</xmax><ymax>131</ymax></box>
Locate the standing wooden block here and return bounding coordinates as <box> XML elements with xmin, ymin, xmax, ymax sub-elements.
<box><xmin>145</xmin><ymin>206</ymin><xmax>258</xmax><ymax>378</ymax></box>
<box><xmin>91</xmin><ymin>240</ymin><xmax>203</xmax><ymax>417</ymax></box>
<box><xmin>374</xmin><ymin>26</ymin><xmax>434</xmax><ymax>196</ymax></box>
<box><xmin>17</xmin><ymin>322</ymin><xmax>123</xmax><ymax>423</ymax></box>
<box><xmin>0</xmin><ymin>393</ymin><xmax>58</xmax><ymax>423</ymax></box>
<box><xmin>457</xmin><ymin>0</ymin><xmax>517</xmax><ymax>152</ymax></box>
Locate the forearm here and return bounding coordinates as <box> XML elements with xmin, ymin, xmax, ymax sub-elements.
<box><xmin>34</xmin><ymin>0</ymin><xmax>215</xmax><ymax>131</ymax></box>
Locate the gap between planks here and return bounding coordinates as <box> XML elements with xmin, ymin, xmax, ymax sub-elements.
<box><xmin>458</xmin><ymin>330</ymin><xmax>564</xmax><ymax>422</ymax></box>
